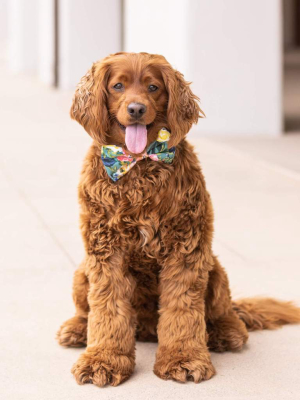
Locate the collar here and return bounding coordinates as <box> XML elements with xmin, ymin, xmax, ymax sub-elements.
<box><xmin>101</xmin><ymin>128</ymin><xmax>175</xmax><ymax>181</ymax></box>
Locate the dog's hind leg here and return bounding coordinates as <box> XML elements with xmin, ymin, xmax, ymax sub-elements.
<box><xmin>57</xmin><ymin>261</ymin><xmax>89</xmax><ymax>347</ymax></box>
<box><xmin>205</xmin><ymin>256</ymin><xmax>248</xmax><ymax>352</ymax></box>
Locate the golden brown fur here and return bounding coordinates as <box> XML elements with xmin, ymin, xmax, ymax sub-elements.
<box><xmin>57</xmin><ymin>52</ymin><xmax>300</xmax><ymax>387</ymax></box>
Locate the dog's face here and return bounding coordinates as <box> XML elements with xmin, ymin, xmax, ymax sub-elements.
<box><xmin>106</xmin><ymin>57</ymin><xmax>168</xmax><ymax>154</ymax></box>
<box><xmin>71</xmin><ymin>52</ymin><xmax>203</xmax><ymax>155</ymax></box>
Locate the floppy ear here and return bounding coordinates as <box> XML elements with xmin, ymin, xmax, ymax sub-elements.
<box><xmin>70</xmin><ymin>60</ymin><xmax>111</xmax><ymax>144</ymax></box>
<box><xmin>161</xmin><ymin>67</ymin><xmax>204</xmax><ymax>147</ymax></box>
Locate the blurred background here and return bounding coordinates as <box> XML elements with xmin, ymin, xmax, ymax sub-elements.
<box><xmin>0</xmin><ymin>0</ymin><xmax>300</xmax><ymax>135</ymax></box>
<box><xmin>0</xmin><ymin>1</ymin><xmax>300</xmax><ymax>400</ymax></box>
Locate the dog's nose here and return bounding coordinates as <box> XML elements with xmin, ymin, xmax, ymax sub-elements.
<box><xmin>127</xmin><ymin>102</ymin><xmax>147</xmax><ymax>119</ymax></box>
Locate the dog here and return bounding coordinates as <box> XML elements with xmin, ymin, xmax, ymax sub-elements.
<box><xmin>57</xmin><ymin>52</ymin><xmax>300</xmax><ymax>387</ymax></box>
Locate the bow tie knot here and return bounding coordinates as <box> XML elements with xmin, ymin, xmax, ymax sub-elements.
<box><xmin>101</xmin><ymin>128</ymin><xmax>175</xmax><ymax>181</ymax></box>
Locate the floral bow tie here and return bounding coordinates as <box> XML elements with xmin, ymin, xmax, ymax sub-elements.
<box><xmin>101</xmin><ymin>128</ymin><xmax>175</xmax><ymax>181</ymax></box>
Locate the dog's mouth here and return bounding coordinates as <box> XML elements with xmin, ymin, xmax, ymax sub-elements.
<box><xmin>117</xmin><ymin>120</ymin><xmax>126</xmax><ymax>131</ymax></box>
<box><xmin>117</xmin><ymin>120</ymin><xmax>154</xmax><ymax>154</ymax></box>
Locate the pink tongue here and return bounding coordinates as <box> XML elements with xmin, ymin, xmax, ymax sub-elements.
<box><xmin>125</xmin><ymin>124</ymin><xmax>147</xmax><ymax>154</ymax></box>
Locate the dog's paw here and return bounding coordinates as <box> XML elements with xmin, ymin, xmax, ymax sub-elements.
<box><xmin>71</xmin><ymin>349</ymin><xmax>135</xmax><ymax>387</ymax></box>
<box><xmin>154</xmin><ymin>347</ymin><xmax>215</xmax><ymax>383</ymax></box>
<box><xmin>56</xmin><ymin>316</ymin><xmax>87</xmax><ymax>347</ymax></box>
<box><xmin>207</xmin><ymin>313</ymin><xmax>249</xmax><ymax>352</ymax></box>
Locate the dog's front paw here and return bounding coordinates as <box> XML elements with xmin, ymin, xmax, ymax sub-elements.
<box><xmin>56</xmin><ymin>316</ymin><xmax>87</xmax><ymax>347</ymax></box>
<box><xmin>154</xmin><ymin>346</ymin><xmax>215</xmax><ymax>383</ymax></box>
<box><xmin>71</xmin><ymin>348</ymin><xmax>135</xmax><ymax>387</ymax></box>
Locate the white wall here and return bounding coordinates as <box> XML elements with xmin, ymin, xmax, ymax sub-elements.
<box><xmin>7</xmin><ymin>0</ymin><xmax>39</xmax><ymax>74</ymax></box>
<box><xmin>4</xmin><ymin>0</ymin><xmax>283</xmax><ymax>134</ymax></box>
<box><xmin>37</xmin><ymin>0</ymin><xmax>55</xmax><ymax>86</ymax></box>
<box><xmin>125</xmin><ymin>0</ymin><xmax>283</xmax><ymax>136</ymax></box>
<box><xmin>0</xmin><ymin>0</ymin><xmax>8</xmax><ymax>60</ymax></box>
<box><xmin>59</xmin><ymin>0</ymin><xmax>122</xmax><ymax>90</ymax></box>
<box><xmin>6</xmin><ymin>0</ymin><xmax>121</xmax><ymax>88</ymax></box>
<box><xmin>124</xmin><ymin>0</ymin><xmax>189</xmax><ymax>76</ymax></box>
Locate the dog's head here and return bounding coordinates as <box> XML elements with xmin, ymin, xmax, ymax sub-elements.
<box><xmin>71</xmin><ymin>52</ymin><xmax>204</xmax><ymax>154</ymax></box>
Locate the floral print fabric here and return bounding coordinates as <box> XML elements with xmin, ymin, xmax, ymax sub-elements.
<box><xmin>101</xmin><ymin>128</ymin><xmax>175</xmax><ymax>182</ymax></box>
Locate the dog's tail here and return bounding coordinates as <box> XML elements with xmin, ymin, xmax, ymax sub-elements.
<box><xmin>232</xmin><ymin>297</ymin><xmax>300</xmax><ymax>331</ymax></box>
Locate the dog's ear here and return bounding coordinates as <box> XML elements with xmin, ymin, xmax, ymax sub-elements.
<box><xmin>161</xmin><ymin>66</ymin><xmax>204</xmax><ymax>147</ymax></box>
<box><xmin>70</xmin><ymin>60</ymin><xmax>111</xmax><ymax>144</ymax></box>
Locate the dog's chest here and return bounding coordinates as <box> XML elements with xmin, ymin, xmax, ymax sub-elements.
<box><xmin>117</xmin><ymin>185</ymin><xmax>165</xmax><ymax>247</ymax></box>
<box><xmin>103</xmin><ymin>165</ymin><xmax>174</xmax><ymax>254</ymax></box>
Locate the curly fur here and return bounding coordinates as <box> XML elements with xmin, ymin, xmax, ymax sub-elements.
<box><xmin>57</xmin><ymin>52</ymin><xmax>300</xmax><ymax>387</ymax></box>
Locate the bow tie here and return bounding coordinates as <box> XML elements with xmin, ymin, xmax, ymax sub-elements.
<box><xmin>101</xmin><ymin>128</ymin><xmax>175</xmax><ymax>181</ymax></box>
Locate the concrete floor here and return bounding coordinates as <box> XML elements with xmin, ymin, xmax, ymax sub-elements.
<box><xmin>1</xmin><ymin>64</ymin><xmax>300</xmax><ymax>400</ymax></box>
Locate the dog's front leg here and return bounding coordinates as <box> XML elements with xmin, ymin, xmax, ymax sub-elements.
<box><xmin>72</xmin><ymin>250</ymin><xmax>136</xmax><ymax>387</ymax></box>
<box><xmin>154</xmin><ymin>252</ymin><xmax>215</xmax><ymax>383</ymax></box>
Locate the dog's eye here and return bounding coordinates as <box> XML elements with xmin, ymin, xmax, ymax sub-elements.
<box><xmin>113</xmin><ymin>83</ymin><xmax>123</xmax><ymax>90</ymax></box>
<box><xmin>148</xmin><ymin>85</ymin><xmax>158</xmax><ymax>92</ymax></box>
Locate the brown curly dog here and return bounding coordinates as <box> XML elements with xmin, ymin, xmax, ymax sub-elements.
<box><xmin>57</xmin><ymin>52</ymin><xmax>300</xmax><ymax>387</ymax></box>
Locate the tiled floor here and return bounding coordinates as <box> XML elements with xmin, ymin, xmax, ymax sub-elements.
<box><xmin>1</xmin><ymin>64</ymin><xmax>300</xmax><ymax>400</ymax></box>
